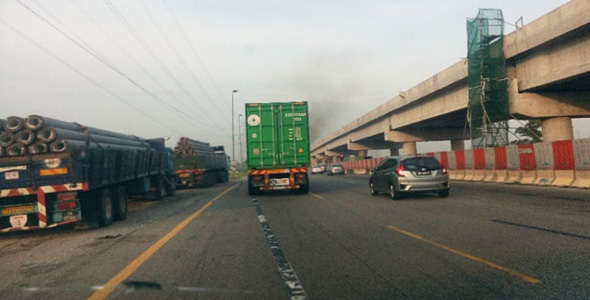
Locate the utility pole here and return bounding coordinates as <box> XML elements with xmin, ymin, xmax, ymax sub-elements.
<box><xmin>231</xmin><ymin>90</ymin><xmax>238</xmax><ymax>166</ymax></box>
<box><xmin>238</xmin><ymin>114</ymin><xmax>244</xmax><ymax>167</ymax></box>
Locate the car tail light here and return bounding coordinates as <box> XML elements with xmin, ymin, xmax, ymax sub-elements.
<box><xmin>396</xmin><ymin>165</ymin><xmax>405</xmax><ymax>177</ymax></box>
<box><xmin>442</xmin><ymin>168</ymin><xmax>448</xmax><ymax>175</ymax></box>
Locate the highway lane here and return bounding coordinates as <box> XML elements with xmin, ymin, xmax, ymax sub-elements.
<box><xmin>0</xmin><ymin>175</ymin><xmax>589</xmax><ymax>299</ymax></box>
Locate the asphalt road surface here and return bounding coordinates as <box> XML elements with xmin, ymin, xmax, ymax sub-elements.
<box><xmin>1</xmin><ymin>174</ymin><xmax>589</xmax><ymax>299</ymax></box>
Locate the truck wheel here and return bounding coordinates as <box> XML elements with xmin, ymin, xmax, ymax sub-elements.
<box><xmin>112</xmin><ymin>185</ymin><xmax>128</xmax><ymax>221</ymax></box>
<box><xmin>247</xmin><ymin>175</ymin><xmax>258</xmax><ymax>195</ymax></box>
<box><xmin>299</xmin><ymin>184</ymin><xmax>309</xmax><ymax>194</ymax></box>
<box><xmin>222</xmin><ymin>171</ymin><xmax>229</xmax><ymax>183</ymax></box>
<box><xmin>165</xmin><ymin>177</ymin><xmax>176</xmax><ymax>196</ymax></box>
<box><xmin>98</xmin><ymin>189</ymin><xmax>114</xmax><ymax>227</ymax></box>
<box><xmin>154</xmin><ymin>176</ymin><xmax>166</xmax><ymax>200</ymax></box>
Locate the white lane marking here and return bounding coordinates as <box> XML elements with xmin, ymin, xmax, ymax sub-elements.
<box><xmin>252</xmin><ymin>198</ymin><xmax>308</xmax><ymax>300</ymax></box>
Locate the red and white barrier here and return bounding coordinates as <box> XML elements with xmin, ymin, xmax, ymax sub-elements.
<box><xmin>337</xmin><ymin>138</ymin><xmax>589</xmax><ymax>189</ymax></box>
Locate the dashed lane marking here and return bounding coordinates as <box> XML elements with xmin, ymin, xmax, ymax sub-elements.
<box><xmin>309</xmin><ymin>193</ymin><xmax>325</xmax><ymax>200</ymax></box>
<box><xmin>252</xmin><ymin>198</ymin><xmax>308</xmax><ymax>300</ymax></box>
<box><xmin>387</xmin><ymin>225</ymin><xmax>542</xmax><ymax>284</ymax></box>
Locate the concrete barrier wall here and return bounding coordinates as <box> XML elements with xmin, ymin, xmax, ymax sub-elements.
<box><xmin>338</xmin><ymin>138</ymin><xmax>589</xmax><ymax>189</ymax></box>
<box><xmin>534</xmin><ymin>142</ymin><xmax>555</xmax><ymax>185</ymax></box>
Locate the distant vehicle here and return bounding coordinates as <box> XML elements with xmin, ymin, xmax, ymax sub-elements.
<box><xmin>311</xmin><ymin>165</ymin><xmax>323</xmax><ymax>174</ymax></box>
<box><xmin>245</xmin><ymin>102</ymin><xmax>310</xmax><ymax>195</ymax></box>
<box><xmin>327</xmin><ymin>164</ymin><xmax>345</xmax><ymax>176</ymax></box>
<box><xmin>173</xmin><ymin>138</ymin><xmax>229</xmax><ymax>188</ymax></box>
<box><xmin>369</xmin><ymin>155</ymin><xmax>450</xmax><ymax>199</ymax></box>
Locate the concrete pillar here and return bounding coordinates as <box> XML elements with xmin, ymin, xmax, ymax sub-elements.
<box><xmin>402</xmin><ymin>142</ymin><xmax>417</xmax><ymax>155</ymax></box>
<box><xmin>541</xmin><ymin>117</ymin><xmax>574</xmax><ymax>142</ymax></box>
<box><xmin>389</xmin><ymin>148</ymin><xmax>399</xmax><ymax>156</ymax></box>
<box><xmin>450</xmin><ymin>139</ymin><xmax>465</xmax><ymax>151</ymax></box>
<box><xmin>358</xmin><ymin>150</ymin><xmax>368</xmax><ymax>158</ymax></box>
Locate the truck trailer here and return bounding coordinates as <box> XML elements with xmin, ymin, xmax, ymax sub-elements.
<box><xmin>245</xmin><ymin>101</ymin><xmax>310</xmax><ymax>194</ymax></box>
<box><xmin>173</xmin><ymin>137</ymin><xmax>229</xmax><ymax>188</ymax></box>
<box><xmin>0</xmin><ymin>115</ymin><xmax>177</xmax><ymax>233</ymax></box>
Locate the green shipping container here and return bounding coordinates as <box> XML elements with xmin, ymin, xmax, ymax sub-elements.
<box><xmin>245</xmin><ymin>102</ymin><xmax>310</xmax><ymax>169</ymax></box>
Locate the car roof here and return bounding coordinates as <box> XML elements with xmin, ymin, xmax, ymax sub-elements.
<box><xmin>384</xmin><ymin>155</ymin><xmax>436</xmax><ymax>160</ymax></box>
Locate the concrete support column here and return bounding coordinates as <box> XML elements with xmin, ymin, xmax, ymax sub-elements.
<box><xmin>389</xmin><ymin>148</ymin><xmax>399</xmax><ymax>156</ymax></box>
<box><xmin>358</xmin><ymin>150</ymin><xmax>368</xmax><ymax>158</ymax></box>
<box><xmin>451</xmin><ymin>139</ymin><xmax>465</xmax><ymax>151</ymax></box>
<box><xmin>541</xmin><ymin>117</ymin><xmax>574</xmax><ymax>142</ymax></box>
<box><xmin>402</xmin><ymin>142</ymin><xmax>417</xmax><ymax>155</ymax></box>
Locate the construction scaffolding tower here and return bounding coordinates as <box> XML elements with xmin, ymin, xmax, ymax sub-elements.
<box><xmin>467</xmin><ymin>9</ymin><xmax>510</xmax><ymax>148</ymax></box>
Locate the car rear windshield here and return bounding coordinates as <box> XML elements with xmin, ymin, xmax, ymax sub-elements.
<box><xmin>332</xmin><ymin>164</ymin><xmax>342</xmax><ymax>167</ymax></box>
<box><xmin>403</xmin><ymin>157</ymin><xmax>441</xmax><ymax>171</ymax></box>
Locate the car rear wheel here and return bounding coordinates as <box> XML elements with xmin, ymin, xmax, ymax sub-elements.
<box><xmin>370</xmin><ymin>182</ymin><xmax>378</xmax><ymax>196</ymax></box>
<box><xmin>389</xmin><ymin>183</ymin><xmax>400</xmax><ymax>200</ymax></box>
<box><xmin>439</xmin><ymin>189</ymin><xmax>450</xmax><ymax>198</ymax></box>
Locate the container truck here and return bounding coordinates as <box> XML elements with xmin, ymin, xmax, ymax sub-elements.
<box><xmin>173</xmin><ymin>137</ymin><xmax>229</xmax><ymax>188</ymax></box>
<box><xmin>0</xmin><ymin>115</ymin><xmax>177</xmax><ymax>233</ymax></box>
<box><xmin>245</xmin><ymin>101</ymin><xmax>310</xmax><ymax>195</ymax></box>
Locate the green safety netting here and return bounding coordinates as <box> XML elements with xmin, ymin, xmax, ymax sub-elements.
<box><xmin>467</xmin><ymin>9</ymin><xmax>509</xmax><ymax>147</ymax></box>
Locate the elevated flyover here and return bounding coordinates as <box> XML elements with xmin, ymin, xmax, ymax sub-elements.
<box><xmin>312</xmin><ymin>0</ymin><xmax>590</xmax><ymax>160</ymax></box>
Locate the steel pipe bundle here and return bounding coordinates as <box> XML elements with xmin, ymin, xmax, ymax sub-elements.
<box><xmin>174</xmin><ymin>137</ymin><xmax>214</xmax><ymax>157</ymax></box>
<box><xmin>3</xmin><ymin>117</ymin><xmax>24</xmax><ymax>133</ymax></box>
<box><xmin>0</xmin><ymin>132</ymin><xmax>14</xmax><ymax>147</ymax></box>
<box><xmin>0</xmin><ymin>114</ymin><xmax>155</xmax><ymax>156</ymax></box>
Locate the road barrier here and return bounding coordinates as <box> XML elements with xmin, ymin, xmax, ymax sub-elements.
<box><xmin>337</xmin><ymin>138</ymin><xmax>589</xmax><ymax>189</ymax></box>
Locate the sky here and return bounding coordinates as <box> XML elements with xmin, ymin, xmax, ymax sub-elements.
<box><xmin>1</xmin><ymin>0</ymin><xmax>586</xmax><ymax>158</ymax></box>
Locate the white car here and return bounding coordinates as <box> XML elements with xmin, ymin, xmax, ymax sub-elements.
<box><xmin>311</xmin><ymin>165</ymin><xmax>323</xmax><ymax>174</ymax></box>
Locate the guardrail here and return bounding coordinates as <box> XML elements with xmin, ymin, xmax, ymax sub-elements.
<box><xmin>338</xmin><ymin>138</ymin><xmax>590</xmax><ymax>188</ymax></box>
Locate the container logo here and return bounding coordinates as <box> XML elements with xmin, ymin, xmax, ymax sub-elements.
<box><xmin>248</xmin><ymin>115</ymin><xmax>261</xmax><ymax>126</ymax></box>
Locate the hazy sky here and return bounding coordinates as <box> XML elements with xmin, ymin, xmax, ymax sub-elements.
<box><xmin>1</xmin><ymin>0</ymin><xmax>585</xmax><ymax>157</ymax></box>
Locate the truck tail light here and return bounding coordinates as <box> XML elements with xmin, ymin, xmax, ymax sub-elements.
<box><xmin>57</xmin><ymin>192</ymin><xmax>78</xmax><ymax>210</ymax></box>
<box><xmin>295</xmin><ymin>173</ymin><xmax>307</xmax><ymax>184</ymax></box>
<box><xmin>57</xmin><ymin>201</ymin><xmax>78</xmax><ymax>210</ymax></box>
<box><xmin>57</xmin><ymin>192</ymin><xmax>77</xmax><ymax>201</ymax></box>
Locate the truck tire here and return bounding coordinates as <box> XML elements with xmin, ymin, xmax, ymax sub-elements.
<box><xmin>247</xmin><ymin>174</ymin><xmax>258</xmax><ymax>196</ymax></box>
<box><xmin>299</xmin><ymin>184</ymin><xmax>309</xmax><ymax>194</ymax></box>
<box><xmin>98</xmin><ymin>189</ymin><xmax>114</xmax><ymax>227</ymax></box>
<box><xmin>165</xmin><ymin>177</ymin><xmax>176</xmax><ymax>196</ymax></box>
<box><xmin>112</xmin><ymin>185</ymin><xmax>128</xmax><ymax>221</ymax></box>
<box><xmin>153</xmin><ymin>176</ymin><xmax>166</xmax><ymax>200</ymax></box>
<box><xmin>205</xmin><ymin>172</ymin><xmax>215</xmax><ymax>187</ymax></box>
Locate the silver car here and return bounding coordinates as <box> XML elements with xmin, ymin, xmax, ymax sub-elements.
<box><xmin>369</xmin><ymin>156</ymin><xmax>450</xmax><ymax>199</ymax></box>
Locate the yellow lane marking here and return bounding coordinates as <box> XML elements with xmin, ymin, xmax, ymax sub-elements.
<box><xmin>386</xmin><ymin>225</ymin><xmax>542</xmax><ymax>284</ymax></box>
<box><xmin>87</xmin><ymin>184</ymin><xmax>239</xmax><ymax>300</ymax></box>
<box><xmin>310</xmin><ymin>193</ymin><xmax>325</xmax><ymax>200</ymax></box>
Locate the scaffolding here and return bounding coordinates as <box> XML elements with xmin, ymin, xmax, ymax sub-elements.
<box><xmin>466</xmin><ymin>9</ymin><xmax>510</xmax><ymax>148</ymax></box>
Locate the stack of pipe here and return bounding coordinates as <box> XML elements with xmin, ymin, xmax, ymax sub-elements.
<box><xmin>0</xmin><ymin>115</ymin><xmax>154</xmax><ymax>157</ymax></box>
<box><xmin>173</xmin><ymin>137</ymin><xmax>214</xmax><ymax>157</ymax></box>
